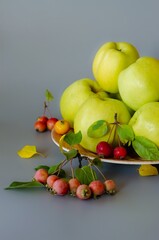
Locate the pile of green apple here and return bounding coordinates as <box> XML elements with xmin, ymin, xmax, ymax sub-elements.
<box><xmin>60</xmin><ymin>41</ymin><xmax>159</xmax><ymax>155</ymax></box>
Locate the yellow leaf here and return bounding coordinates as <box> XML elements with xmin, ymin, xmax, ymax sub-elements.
<box><xmin>59</xmin><ymin>134</ymin><xmax>66</xmax><ymax>153</ymax></box>
<box><xmin>138</xmin><ymin>164</ymin><xmax>158</xmax><ymax>176</ymax></box>
<box><xmin>17</xmin><ymin>145</ymin><xmax>44</xmax><ymax>159</ymax></box>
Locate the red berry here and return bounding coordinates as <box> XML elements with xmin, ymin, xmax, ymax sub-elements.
<box><xmin>104</xmin><ymin>179</ymin><xmax>117</xmax><ymax>194</ymax></box>
<box><xmin>68</xmin><ymin>178</ymin><xmax>81</xmax><ymax>196</ymax></box>
<box><xmin>46</xmin><ymin>175</ymin><xmax>59</xmax><ymax>189</ymax></box>
<box><xmin>37</xmin><ymin>116</ymin><xmax>48</xmax><ymax>124</ymax></box>
<box><xmin>113</xmin><ymin>146</ymin><xmax>127</xmax><ymax>159</ymax></box>
<box><xmin>47</xmin><ymin>117</ymin><xmax>58</xmax><ymax>131</ymax></box>
<box><xmin>89</xmin><ymin>180</ymin><xmax>105</xmax><ymax>197</ymax></box>
<box><xmin>52</xmin><ymin>178</ymin><xmax>69</xmax><ymax>196</ymax></box>
<box><xmin>76</xmin><ymin>184</ymin><xmax>92</xmax><ymax>200</ymax></box>
<box><xmin>34</xmin><ymin>121</ymin><xmax>47</xmax><ymax>132</ymax></box>
<box><xmin>96</xmin><ymin>141</ymin><xmax>113</xmax><ymax>158</ymax></box>
<box><xmin>34</xmin><ymin>169</ymin><xmax>49</xmax><ymax>184</ymax></box>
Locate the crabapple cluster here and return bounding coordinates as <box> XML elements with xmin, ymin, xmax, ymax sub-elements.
<box><xmin>34</xmin><ymin>115</ymin><xmax>71</xmax><ymax>135</ymax></box>
<box><xmin>33</xmin><ymin>168</ymin><xmax>117</xmax><ymax>200</ymax></box>
<box><xmin>34</xmin><ymin>115</ymin><xmax>58</xmax><ymax>132</ymax></box>
<box><xmin>96</xmin><ymin>141</ymin><xmax>127</xmax><ymax>160</ymax></box>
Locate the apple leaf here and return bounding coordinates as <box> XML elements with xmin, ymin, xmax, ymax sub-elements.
<box><xmin>63</xmin><ymin>149</ymin><xmax>78</xmax><ymax>160</ymax></box>
<box><xmin>34</xmin><ymin>165</ymin><xmax>50</xmax><ymax>171</ymax></box>
<box><xmin>48</xmin><ymin>164</ymin><xmax>66</xmax><ymax>177</ymax></box>
<box><xmin>117</xmin><ymin>124</ymin><xmax>135</xmax><ymax>145</ymax></box>
<box><xmin>138</xmin><ymin>164</ymin><xmax>158</xmax><ymax>176</ymax></box>
<box><xmin>87</xmin><ymin>120</ymin><xmax>108</xmax><ymax>138</ymax></box>
<box><xmin>64</xmin><ymin>131</ymin><xmax>82</xmax><ymax>146</ymax></box>
<box><xmin>45</xmin><ymin>89</ymin><xmax>54</xmax><ymax>102</ymax></box>
<box><xmin>17</xmin><ymin>145</ymin><xmax>45</xmax><ymax>159</ymax></box>
<box><xmin>5</xmin><ymin>181</ymin><xmax>44</xmax><ymax>190</ymax></box>
<box><xmin>91</xmin><ymin>157</ymin><xmax>103</xmax><ymax>167</ymax></box>
<box><xmin>75</xmin><ymin>166</ymin><xmax>97</xmax><ymax>185</ymax></box>
<box><xmin>132</xmin><ymin>136</ymin><xmax>159</xmax><ymax>160</ymax></box>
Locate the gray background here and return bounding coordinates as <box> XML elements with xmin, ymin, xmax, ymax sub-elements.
<box><xmin>1</xmin><ymin>1</ymin><xmax>159</xmax><ymax>240</ymax></box>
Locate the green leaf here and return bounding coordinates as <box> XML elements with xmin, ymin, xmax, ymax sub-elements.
<box><xmin>48</xmin><ymin>164</ymin><xmax>60</xmax><ymax>174</ymax></box>
<box><xmin>91</xmin><ymin>157</ymin><xmax>103</xmax><ymax>167</ymax></box>
<box><xmin>64</xmin><ymin>131</ymin><xmax>82</xmax><ymax>146</ymax></box>
<box><xmin>63</xmin><ymin>149</ymin><xmax>78</xmax><ymax>160</ymax></box>
<box><xmin>117</xmin><ymin>124</ymin><xmax>135</xmax><ymax>145</ymax></box>
<box><xmin>132</xmin><ymin>136</ymin><xmax>159</xmax><ymax>160</ymax></box>
<box><xmin>48</xmin><ymin>164</ymin><xmax>66</xmax><ymax>177</ymax></box>
<box><xmin>87</xmin><ymin>120</ymin><xmax>108</xmax><ymax>138</ymax></box>
<box><xmin>57</xmin><ymin>169</ymin><xmax>66</xmax><ymax>178</ymax></box>
<box><xmin>75</xmin><ymin>166</ymin><xmax>97</xmax><ymax>185</ymax></box>
<box><xmin>34</xmin><ymin>165</ymin><xmax>50</xmax><ymax>171</ymax></box>
<box><xmin>5</xmin><ymin>181</ymin><xmax>44</xmax><ymax>190</ymax></box>
<box><xmin>45</xmin><ymin>89</ymin><xmax>54</xmax><ymax>102</ymax></box>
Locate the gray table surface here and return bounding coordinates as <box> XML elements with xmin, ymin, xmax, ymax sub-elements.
<box><xmin>1</xmin><ymin>1</ymin><xmax>159</xmax><ymax>240</ymax></box>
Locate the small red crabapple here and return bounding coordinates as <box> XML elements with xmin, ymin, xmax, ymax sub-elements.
<box><xmin>76</xmin><ymin>184</ymin><xmax>92</xmax><ymax>200</ymax></box>
<box><xmin>89</xmin><ymin>180</ymin><xmax>105</xmax><ymax>197</ymax></box>
<box><xmin>113</xmin><ymin>146</ymin><xmax>127</xmax><ymax>160</ymax></box>
<box><xmin>68</xmin><ymin>178</ymin><xmax>81</xmax><ymax>196</ymax></box>
<box><xmin>104</xmin><ymin>179</ymin><xmax>117</xmax><ymax>195</ymax></box>
<box><xmin>47</xmin><ymin>117</ymin><xmax>58</xmax><ymax>131</ymax></box>
<box><xmin>37</xmin><ymin>116</ymin><xmax>48</xmax><ymax>124</ymax></box>
<box><xmin>34</xmin><ymin>168</ymin><xmax>49</xmax><ymax>184</ymax></box>
<box><xmin>34</xmin><ymin>121</ymin><xmax>47</xmax><ymax>132</ymax></box>
<box><xmin>52</xmin><ymin>178</ymin><xmax>69</xmax><ymax>196</ymax></box>
<box><xmin>96</xmin><ymin>141</ymin><xmax>113</xmax><ymax>158</ymax></box>
<box><xmin>46</xmin><ymin>175</ymin><xmax>59</xmax><ymax>189</ymax></box>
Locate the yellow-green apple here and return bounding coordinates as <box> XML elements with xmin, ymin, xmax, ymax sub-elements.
<box><xmin>60</xmin><ymin>78</ymin><xmax>109</xmax><ymax>127</ymax></box>
<box><xmin>74</xmin><ymin>95</ymin><xmax>131</xmax><ymax>153</ymax></box>
<box><xmin>118</xmin><ymin>57</ymin><xmax>159</xmax><ymax>111</ymax></box>
<box><xmin>109</xmin><ymin>92</ymin><xmax>134</xmax><ymax>116</ymax></box>
<box><xmin>92</xmin><ymin>41</ymin><xmax>139</xmax><ymax>93</ymax></box>
<box><xmin>129</xmin><ymin>102</ymin><xmax>159</xmax><ymax>147</ymax></box>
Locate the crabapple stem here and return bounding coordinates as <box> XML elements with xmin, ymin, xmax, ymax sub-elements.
<box><xmin>46</xmin><ymin>105</ymin><xmax>52</xmax><ymax>118</ymax></box>
<box><xmin>87</xmin><ymin>159</ymin><xmax>97</xmax><ymax>181</ymax></box>
<box><xmin>43</xmin><ymin>101</ymin><xmax>52</xmax><ymax>118</ymax></box>
<box><xmin>114</xmin><ymin>113</ymin><xmax>118</xmax><ymax>124</ymax></box>
<box><xmin>56</xmin><ymin>159</ymin><xmax>67</xmax><ymax>176</ymax></box>
<box><xmin>70</xmin><ymin>159</ymin><xmax>75</xmax><ymax>178</ymax></box>
<box><xmin>43</xmin><ymin>101</ymin><xmax>47</xmax><ymax>116</ymax></box>
<box><xmin>117</xmin><ymin>135</ymin><xmax>121</xmax><ymax>147</ymax></box>
<box><xmin>93</xmin><ymin>164</ymin><xmax>107</xmax><ymax>181</ymax></box>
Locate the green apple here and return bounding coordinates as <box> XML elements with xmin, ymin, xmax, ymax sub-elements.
<box><xmin>92</xmin><ymin>41</ymin><xmax>139</xmax><ymax>93</ymax></box>
<box><xmin>60</xmin><ymin>78</ymin><xmax>109</xmax><ymax>127</ymax></box>
<box><xmin>118</xmin><ymin>57</ymin><xmax>159</xmax><ymax>111</ymax></box>
<box><xmin>129</xmin><ymin>102</ymin><xmax>159</xmax><ymax>147</ymax></box>
<box><xmin>109</xmin><ymin>92</ymin><xmax>135</xmax><ymax>116</ymax></box>
<box><xmin>74</xmin><ymin>95</ymin><xmax>131</xmax><ymax>153</ymax></box>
